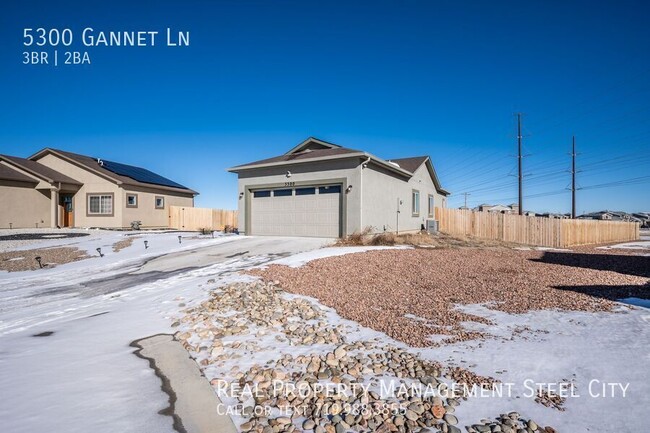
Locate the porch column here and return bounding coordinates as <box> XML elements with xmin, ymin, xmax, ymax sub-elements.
<box><xmin>50</xmin><ymin>189</ymin><xmax>59</xmax><ymax>228</ymax></box>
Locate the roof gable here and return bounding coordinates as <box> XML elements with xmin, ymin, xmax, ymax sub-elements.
<box><xmin>388</xmin><ymin>156</ymin><xmax>429</xmax><ymax>174</ymax></box>
<box><xmin>0</xmin><ymin>162</ymin><xmax>39</xmax><ymax>183</ymax></box>
<box><xmin>228</xmin><ymin>137</ymin><xmax>450</xmax><ymax>195</ymax></box>
<box><xmin>388</xmin><ymin>155</ymin><xmax>449</xmax><ymax>196</ymax></box>
<box><xmin>285</xmin><ymin>137</ymin><xmax>342</xmax><ymax>155</ymax></box>
<box><xmin>0</xmin><ymin>154</ymin><xmax>81</xmax><ymax>185</ymax></box>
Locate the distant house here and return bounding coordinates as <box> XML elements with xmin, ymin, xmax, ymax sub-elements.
<box><xmin>228</xmin><ymin>137</ymin><xmax>449</xmax><ymax>237</ymax></box>
<box><xmin>475</xmin><ymin>203</ymin><xmax>517</xmax><ymax>214</ymax></box>
<box><xmin>538</xmin><ymin>212</ymin><xmax>570</xmax><ymax>219</ymax></box>
<box><xmin>0</xmin><ymin>149</ymin><xmax>197</xmax><ymax>229</ymax></box>
<box><xmin>577</xmin><ymin>210</ymin><xmax>643</xmax><ymax>224</ymax></box>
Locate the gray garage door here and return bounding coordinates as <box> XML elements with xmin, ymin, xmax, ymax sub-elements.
<box><xmin>250</xmin><ymin>185</ymin><xmax>341</xmax><ymax>237</ymax></box>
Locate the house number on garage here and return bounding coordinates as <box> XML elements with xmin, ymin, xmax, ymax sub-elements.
<box><xmin>284</xmin><ymin>182</ymin><xmax>295</xmax><ymax>186</ymax></box>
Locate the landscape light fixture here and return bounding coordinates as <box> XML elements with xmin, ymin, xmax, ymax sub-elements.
<box><xmin>35</xmin><ymin>256</ymin><xmax>43</xmax><ymax>269</ymax></box>
<box><xmin>211</xmin><ymin>231</ymin><xmax>215</xmax><ymax>238</ymax></box>
<box><xmin>178</xmin><ymin>235</ymin><xmax>182</xmax><ymax>244</ymax></box>
<box><xmin>96</xmin><ymin>247</ymin><xmax>104</xmax><ymax>257</ymax></box>
<box><xmin>144</xmin><ymin>240</ymin><xmax>149</xmax><ymax>249</ymax></box>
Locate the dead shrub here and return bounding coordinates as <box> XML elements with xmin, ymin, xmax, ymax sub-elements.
<box><xmin>338</xmin><ymin>226</ymin><xmax>373</xmax><ymax>245</ymax></box>
<box><xmin>368</xmin><ymin>232</ymin><xmax>397</xmax><ymax>246</ymax></box>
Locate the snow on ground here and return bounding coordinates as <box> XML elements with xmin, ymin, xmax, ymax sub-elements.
<box><xmin>0</xmin><ymin>232</ymin><xmax>270</xmax><ymax>433</ymax></box>
<box><xmin>263</xmin><ymin>245</ymin><xmax>411</xmax><ymax>268</ymax></box>
<box><xmin>419</xmin><ymin>303</ymin><xmax>650</xmax><ymax>432</ymax></box>
<box><xmin>1</xmin><ymin>233</ymin><xmax>393</xmax><ymax>433</ymax></box>
<box><xmin>1</xmin><ymin>231</ymin><xmax>648</xmax><ymax>433</ymax></box>
<box><xmin>597</xmin><ymin>240</ymin><xmax>650</xmax><ymax>251</ymax></box>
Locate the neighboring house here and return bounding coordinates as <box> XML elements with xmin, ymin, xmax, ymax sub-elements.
<box><xmin>538</xmin><ymin>212</ymin><xmax>571</xmax><ymax>219</ymax></box>
<box><xmin>228</xmin><ymin>137</ymin><xmax>450</xmax><ymax>237</ymax></box>
<box><xmin>475</xmin><ymin>204</ymin><xmax>516</xmax><ymax>214</ymax></box>
<box><xmin>577</xmin><ymin>210</ymin><xmax>643</xmax><ymax>224</ymax></box>
<box><xmin>0</xmin><ymin>149</ymin><xmax>197</xmax><ymax>229</ymax></box>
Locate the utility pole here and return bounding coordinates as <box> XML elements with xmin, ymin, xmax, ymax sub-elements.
<box><xmin>571</xmin><ymin>136</ymin><xmax>576</xmax><ymax>219</ymax></box>
<box><xmin>517</xmin><ymin>113</ymin><xmax>523</xmax><ymax>215</ymax></box>
<box><xmin>463</xmin><ymin>192</ymin><xmax>470</xmax><ymax>209</ymax></box>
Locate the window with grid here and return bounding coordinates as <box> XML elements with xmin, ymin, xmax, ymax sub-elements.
<box><xmin>88</xmin><ymin>195</ymin><xmax>113</xmax><ymax>215</ymax></box>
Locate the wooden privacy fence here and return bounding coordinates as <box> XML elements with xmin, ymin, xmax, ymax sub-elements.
<box><xmin>169</xmin><ymin>206</ymin><xmax>238</xmax><ymax>231</ymax></box>
<box><xmin>434</xmin><ymin>207</ymin><xmax>639</xmax><ymax>248</ymax></box>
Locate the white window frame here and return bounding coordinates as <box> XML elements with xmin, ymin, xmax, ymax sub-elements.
<box><xmin>126</xmin><ymin>194</ymin><xmax>138</xmax><ymax>208</ymax></box>
<box><xmin>155</xmin><ymin>196</ymin><xmax>165</xmax><ymax>209</ymax></box>
<box><xmin>428</xmin><ymin>194</ymin><xmax>434</xmax><ymax>218</ymax></box>
<box><xmin>412</xmin><ymin>190</ymin><xmax>420</xmax><ymax>216</ymax></box>
<box><xmin>87</xmin><ymin>194</ymin><xmax>113</xmax><ymax>215</ymax></box>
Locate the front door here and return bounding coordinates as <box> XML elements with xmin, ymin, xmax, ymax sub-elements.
<box><xmin>61</xmin><ymin>195</ymin><xmax>74</xmax><ymax>227</ymax></box>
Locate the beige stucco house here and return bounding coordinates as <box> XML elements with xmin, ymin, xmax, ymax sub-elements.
<box><xmin>0</xmin><ymin>149</ymin><xmax>197</xmax><ymax>229</ymax></box>
<box><xmin>228</xmin><ymin>137</ymin><xmax>449</xmax><ymax>237</ymax></box>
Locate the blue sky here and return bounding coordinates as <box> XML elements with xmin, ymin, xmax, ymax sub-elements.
<box><xmin>1</xmin><ymin>0</ymin><xmax>648</xmax><ymax>213</ymax></box>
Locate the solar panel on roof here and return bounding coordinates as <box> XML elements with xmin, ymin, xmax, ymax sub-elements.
<box><xmin>98</xmin><ymin>159</ymin><xmax>189</xmax><ymax>189</ymax></box>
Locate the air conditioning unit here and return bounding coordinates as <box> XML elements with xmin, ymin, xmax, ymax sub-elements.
<box><xmin>426</xmin><ymin>219</ymin><xmax>439</xmax><ymax>234</ymax></box>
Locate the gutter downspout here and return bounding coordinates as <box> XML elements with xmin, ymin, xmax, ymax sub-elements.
<box><xmin>359</xmin><ymin>156</ymin><xmax>371</xmax><ymax>231</ymax></box>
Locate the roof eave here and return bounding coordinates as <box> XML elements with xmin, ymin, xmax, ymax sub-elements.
<box><xmin>228</xmin><ymin>152</ymin><xmax>414</xmax><ymax>178</ymax></box>
<box><xmin>227</xmin><ymin>152</ymin><xmax>367</xmax><ymax>172</ymax></box>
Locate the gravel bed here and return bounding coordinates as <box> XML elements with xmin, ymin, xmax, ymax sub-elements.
<box><xmin>0</xmin><ymin>247</ymin><xmax>90</xmax><ymax>272</ymax></box>
<box><xmin>252</xmin><ymin>248</ymin><xmax>649</xmax><ymax>347</ymax></box>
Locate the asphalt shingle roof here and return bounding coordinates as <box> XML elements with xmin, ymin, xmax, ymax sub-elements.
<box><xmin>0</xmin><ymin>155</ymin><xmax>81</xmax><ymax>185</ymax></box>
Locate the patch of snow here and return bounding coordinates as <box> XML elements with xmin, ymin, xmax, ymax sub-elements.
<box><xmin>597</xmin><ymin>240</ymin><xmax>650</xmax><ymax>250</ymax></box>
<box><xmin>262</xmin><ymin>245</ymin><xmax>411</xmax><ymax>268</ymax></box>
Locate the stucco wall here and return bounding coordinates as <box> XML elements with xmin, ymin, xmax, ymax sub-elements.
<box><xmin>121</xmin><ymin>187</ymin><xmax>194</xmax><ymax>228</ymax></box>
<box><xmin>236</xmin><ymin>159</ymin><xmax>362</xmax><ymax>236</ymax></box>
<box><xmin>362</xmin><ymin>162</ymin><xmax>445</xmax><ymax>234</ymax></box>
<box><xmin>35</xmin><ymin>154</ymin><xmax>194</xmax><ymax>228</ymax></box>
<box><xmin>0</xmin><ymin>181</ymin><xmax>51</xmax><ymax>228</ymax></box>
<box><xmin>36</xmin><ymin>154</ymin><xmax>123</xmax><ymax>227</ymax></box>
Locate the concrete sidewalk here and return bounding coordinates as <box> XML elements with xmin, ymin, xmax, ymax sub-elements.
<box><xmin>132</xmin><ymin>334</ymin><xmax>237</xmax><ymax>433</ymax></box>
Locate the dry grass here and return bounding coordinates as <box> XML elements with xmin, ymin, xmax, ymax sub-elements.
<box><xmin>337</xmin><ymin>228</ymin><xmax>516</xmax><ymax>249</ymax></box>
<box><xmin>0</xmin><ymin>247</ymin><xmax>90</xmax><ymax>272</ymax></box>
<box><xmin>112</xmin><ymin>236</ymin><xmax>139</xmax><ymax>253</ymax></box>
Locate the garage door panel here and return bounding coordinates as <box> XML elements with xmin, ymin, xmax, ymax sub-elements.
<box><xmin>250</xmin><ymin>185</ymin><xmax>341</xmax><ymax>237</ymax></box>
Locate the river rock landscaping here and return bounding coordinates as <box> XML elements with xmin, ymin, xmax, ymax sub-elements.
<box><xmin>174</xmin><ymin>280</ymin><xmax>557</xmax><ymax>433</ymax></box>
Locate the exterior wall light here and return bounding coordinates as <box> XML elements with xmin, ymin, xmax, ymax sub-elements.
<box><xmin>239</xmin><ymin>192</ymin><xmax>244</xmax><ymax>199</ymax></box>
<box><xmin>346</xmin><ymin>185</ymin><xmax>353</xmax><ymax>193</ymax></box>
<box><xmin>286</xmin><ymin>171</ymin><xmax>292</xmax><ymax>178</ymax></box>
